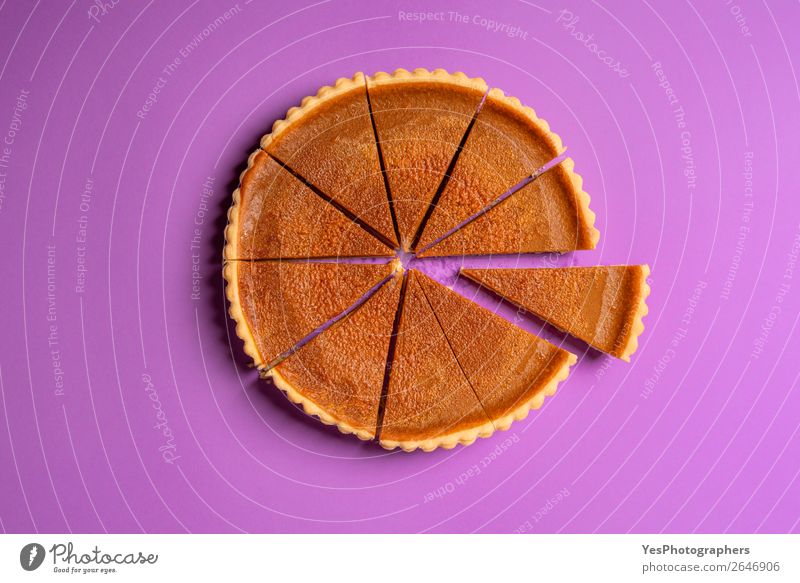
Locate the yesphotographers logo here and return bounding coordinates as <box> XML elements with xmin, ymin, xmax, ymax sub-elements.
<box><xmin>20</xmin><ymin>543</ymin><xmax>46</xmax><ymax>571</ymax></box>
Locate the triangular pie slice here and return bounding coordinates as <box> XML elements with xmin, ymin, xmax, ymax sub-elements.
<box><xmin>461</xmin><ymin>266</ymin><xmax>650</xmax><ymax>361</ymax></box>
<box><xmin>367</xmin><ymin>69</ymin><xmax>487</xmax><ymax>250</ymax></box>
<box><xmin>380</xmin><ymin>271</ymin><xmax>494</xmax><ymax>451</ymax></box>
<box><xmin>225</xmin><ymin>151</ymin><xmax>393</xmax><ymax>259</ymax></box>
<box><xmin>261</xmin><ymin>73</ymin><xmax>398</xmax><ymax>247</ymax></box>
<box><xmin>225</xmin><ymin>260</ymin><xmax>393</xmax><ymax>368</ymax></box>
<box><xmin>268</xmin><ymin>273</ymin><xmax>403</xmax><ymax>441</ymax></box>
<box><xmin>414</xmin><ymin>88</ymin><xmax>567</xmax><ymax>251</ymax></box>
<box><xmin>417</xmin><ymin>158</ymin><xmax>599</xmax><ymax>257</ymax></box>
<box><xmin>416</xmin><ymin>272</ymin><xmax>576</xmax><ymax>429</ymax></box>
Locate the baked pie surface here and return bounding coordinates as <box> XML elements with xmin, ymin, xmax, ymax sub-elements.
<box><xmin>223</xmin><ymin>69</ymin><xmax>650</xmax><ymax>451</ymax></box>
<box><xmin>225</xmin><ymin>260</ymin><xmax>392</xmax><ymax>368</ymax></box>
<box><xmin>226</xmin><ymin>150</ymin><xmax>392</xmax><ymax>260</ymax></box>
<box><xmin>462</xmin><ymin>266</ymin><xmax>651</xmax><ymax>362</ymax></box>
<box><xmin>262</xmin><ymin>72</ymin><xmax>398</xmax><ymax>248</ymax></box>
<box><xmin>367</xmin><ymin>70</ymin><xmax>487</xmax><ymax>250</ymax></box>
<box><xmin>416</xmin><ymin>272</ymin><xmax>576</xmax><ymax>429</ymax></box>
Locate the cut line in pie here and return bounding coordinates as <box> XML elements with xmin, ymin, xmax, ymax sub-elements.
<box><xmin>223</xmin><ymin>69</ymin><xmax>651</xmax><ymax>451</ymax></box>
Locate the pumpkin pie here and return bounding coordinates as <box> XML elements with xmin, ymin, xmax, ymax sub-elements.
<box><xmin>225</xmin><ymin>150</ymin><xmax>393</xmax><ymax>259</ymax></box>
<box><xmin>367</xmin><ymin>69</ymin><xmax>487</xmax><ymax>250</ymax></box>
<box><xmin>268</xmin><ymin>271</ymin><xmax>404</xmax><ymax>441</ymax></box>
<box><xmin>413</xmin><ymin>88</ymin><xmax>598</xmax><ymax>253</ymax></box>
<box><xmin>417</xmin><ymin>158</ymin><xmax>599</xmax><ymax>257</ymax></box>
<box><xmin>379</xmin><ymin>271</ymin><xmax>494</xmax><ymax>451</ymax></box>
<box><xmin>461</xmin><ymin>266</ymin><xmax>651</xmax><ymax>361</ymax></box>
<box><xmin>261</xmin><ymin>73</ymin><xmax>398</xmax><ymax>248</ymax></box>
<box><xmin>225</xmin><ymin>260</ymin><xmax>393</xmax><ymax>369</ymax></box>
<box><xmin>415</xmin><ymin>271</ymin><xmax>576</xmax><ymax>429</ymax></box>
<box><xmin>223</xmin><ymin>70</ymin><xmax>650</xmax><ymax>452</ymax></box>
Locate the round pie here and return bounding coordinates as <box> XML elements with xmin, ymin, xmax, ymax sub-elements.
<box><xmin>224</xmin><ymin>69</ymin><xmax>650</xmax><ymax>452</ymax></box>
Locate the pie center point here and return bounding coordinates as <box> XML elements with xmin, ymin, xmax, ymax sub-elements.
<box><xmin>395</xmin><ymin>248</ymin><xmax>416</xmax><ymax>269</ymax></box>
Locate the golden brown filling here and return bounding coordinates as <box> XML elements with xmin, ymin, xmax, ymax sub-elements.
<box><xmin>237</xmin><ymin>261</ymin><xmax>391</xmax><ymax>367</ymax></box>
<box><xmin>414</xmin><ymin>91</ymin><xmax>563</xmax><ymax>252</ymax></box>
<box><xmin>264</xmin><ymin>77</ymin><xmax>398</xmax><ymax>247</ymax></box>
<box><xmin>416</xmin><ymin>271</ymin><xmax>574</xmax><ymax>420</ymax></box>
<box><xmin>368</xmin><ymin>78</ymin><xmax>486</xmax><ymax>249</ymax></box>
<box><xmin>461</xmin><ymin>266</ymin><xmax>648</xmax><ymax>359</ymax></box>
<box><xmin>380</xmin><ymin>272</ymin><xmax>491</xmax><ymax>444</ymax></box>
<box><xmin>418</xmin><ymin>161</ymin><xmax>595</xmax><ymax>257</ymax></box>
<box><xmin>274</xmin><ymin>274</ymin><xmax>403</xmax><ymax>437</ymax></box>
<box><xmin>234</xmin><ymin>152</ymin><xmax>392</xmax><ymax>259</ymax></box>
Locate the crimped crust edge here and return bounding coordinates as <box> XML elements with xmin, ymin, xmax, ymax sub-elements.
<box><xmin>618</xmin><ymin>265</ymin><xmax>651</xmax><ymax>362</ymax></box>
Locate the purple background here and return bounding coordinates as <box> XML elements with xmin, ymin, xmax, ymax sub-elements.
<box><xmin>1</xmin><ymin>0</ymin><xmax>799</xmax><ymax>534</ymax></box>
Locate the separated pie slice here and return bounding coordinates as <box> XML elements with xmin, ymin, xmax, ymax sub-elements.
<box><xmin>268</xmin><ymin>272</ymin><xmax>403</xmax><ymax>441</ymax></box>
<box><xmin>416</xmin><ymin>272</ymin><xmax>576</xmax><ymax>429</ymax></box>
<box><xmin>367</xmin><ymin>69</ymin><xmax>487</xmax><ymax>250</ymax></box>
<box><xmin>226</xmin><ymin>151</ymin><xmax>393</xmax><ymax>259</ymax></box>
<box><xmin>461</xmin><ymin>266</ymin><xmax>651</xmax><ymax>361</ymax></box>
<box><xmin>414</xmin><ymin>88</ymin><xmax>567</xmax><ymax>251</ymax></box>
<box><xmin>225</xmin><ymin>261</ymin><xmax>393</xmax><ymax>368</ymax></box>
<box><xmin>417</xmin><ymin>158</ymin><xmax>599</xmax><ymax>257</ymax></box>
<box><xmin>380</xmin><ymin>271</ymin><xmax>494</xmax><ymax>451</ymax></box>
<box><xmin>262</xmin><ymin>73</ymin><xmax>398</xmax><ymax>247</ymax></box>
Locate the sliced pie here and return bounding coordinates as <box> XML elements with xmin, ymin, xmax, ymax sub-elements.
<box><xmin>225</xmin><ymin>260</ymin><xmax>393</xmax><ymax>368</ymax></box>
<box><xmin>367</xmin><ymin>69</ymin><xmax>487</xmax><ymax>250</ymax></box>
<box><xmin>380</xmin><ymin>271</ymin><xmax>494</xmax><ymax>451</ymax></box>
<box><xmin>417</xmin><ymin>158</ymin><xmax>599</xmax><ymax>257</ymax></box>
<box><xmin>225</xmin><ymin>150</ymin><xmax>392</xmax><ymax>259</ymax></box>
<box><xmin>223</xmin><ymin>71</ymin><xmax>650</xmax><ymax>452</ymax></box>
<box><xmin>268</xmin><ymin>273</ymin><xmax>403</xmax><ymax>441</ymax></box>
<box><xmin>416</xmin><ymin>272</ymin><xmax>576</xmax><ymax>429</ymax></box>
<box><xmin>461</xmin><ymin>266</ymin><xmax>650</xmax><ymax>361</ymax></box>
<box><xmin>261</xmin><ymin>73</ymin><xmax>398</xmax><ymax>247</ymax></box>
<box><xmin>414</xmin><ymin>88</ymin><xmax>598</xmax><ymax>251</ymax></box>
